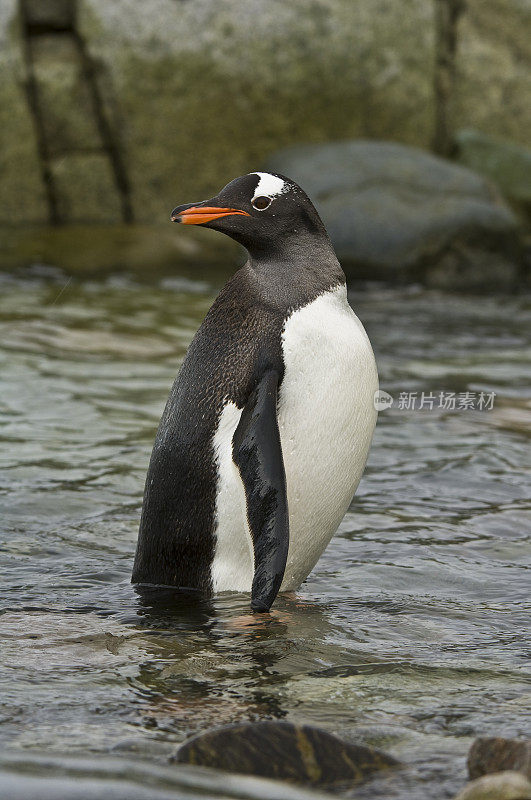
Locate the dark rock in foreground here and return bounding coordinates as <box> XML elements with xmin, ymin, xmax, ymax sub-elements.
<box><xmin>468</xmin><ymin>737</ymin><xmax>531</xmax><ymax>781</ymax></box>
<box><xmin>266</xmin><ymin>141</ymin><xmax>522</xmax><ymax>291</ymax></box>
<box><xmin>174</xmin><ymin>720</ymin><xmax>400</xmax><ymax>788</ymax></box>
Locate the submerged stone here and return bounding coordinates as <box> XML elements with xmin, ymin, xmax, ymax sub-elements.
<box><xmin>454</xmin><ymin>771</ymin><xmax>531</xmax><ymax>800</ymax></box>
<box><xmin>173</xmin><ymin>720</ymin><xmax>400</xmax><ymax>788</ymax></box>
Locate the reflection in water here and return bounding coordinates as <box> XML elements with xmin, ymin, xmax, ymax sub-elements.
<box><xmin>0</xmin><ymin>266</ymin><xmax>530</xmax><ymax>799</ymax></box>
<box><xmin>129</xmin><ymin>585</ymin><xmax>340</xmax><ymax>734</ymax></box>
<box><xmin>133</xmin><ymin>584</ymin><xmax>216</xmax><ymax>629</ymax></box>
<box><xmin>132</xmin><ymin>585</ymin><xmax>290</xmax><ymax>731</ymax></box>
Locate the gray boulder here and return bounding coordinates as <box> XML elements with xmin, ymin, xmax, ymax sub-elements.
<box><xmin>173</xmin><ymin>721</ymin><xmax>400</xmax><ymax>788</ymax></box>
<box><xmin>266</xmin><ymin>140</ymin><xmax>521</xmax><ymax>290</ymax></box>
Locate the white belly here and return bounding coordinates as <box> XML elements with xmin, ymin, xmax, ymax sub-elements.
<box><xmin>211</xmin><ymin>285</ymin><xmax>378</xmax><ymax>593</ymax></box>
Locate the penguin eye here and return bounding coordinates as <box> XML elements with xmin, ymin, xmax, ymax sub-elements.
<box><xmin>252</xmin><ymin>196</ymin><xmax>272</xmax><ymax>211</ymax></box>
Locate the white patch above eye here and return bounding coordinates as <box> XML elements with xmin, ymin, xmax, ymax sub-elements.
<box><xmin>251</xmin><ymin>172</ymin><xmax>288</xmax><ymax>201</ymax></box>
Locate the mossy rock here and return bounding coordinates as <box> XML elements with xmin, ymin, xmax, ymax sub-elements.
<box><xmin>456</xmin><ymin>130</ymin><xmax>531</xmax><ymax>225</ymax></box>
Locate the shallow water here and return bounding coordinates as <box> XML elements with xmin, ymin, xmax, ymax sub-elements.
<box><xmin>0</xmin><ymin>264</ymin><xmax>530</xmax><ymax>799</ymax></box>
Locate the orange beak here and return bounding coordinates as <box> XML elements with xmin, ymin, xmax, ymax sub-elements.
<box><xmin>171</xmin><ymin>206</ymin><xmax>251</xmax><ymax>225</ymax></box>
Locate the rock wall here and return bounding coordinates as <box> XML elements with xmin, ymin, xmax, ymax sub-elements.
<box><xmin>1</xmin><ymin>0</ymin><xmax>530</xmax><ymax>228</ymax></box>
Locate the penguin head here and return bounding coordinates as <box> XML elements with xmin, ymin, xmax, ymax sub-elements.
<box><xmin>171</xmin><ymin>172</ymin><xmax>327</xmax><ymax>255</ymax></box>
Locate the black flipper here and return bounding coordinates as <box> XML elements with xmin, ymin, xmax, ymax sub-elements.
<box><xmin>232</xmin><ymin>369</ymin><xmax>289</xmax><ymax>613</ymax></box>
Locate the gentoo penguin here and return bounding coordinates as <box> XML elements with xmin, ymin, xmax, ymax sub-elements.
<box><xmin>132</xmin><ymin>172</ymin><xmax>378</xmax><ymax>612</ymax></box>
